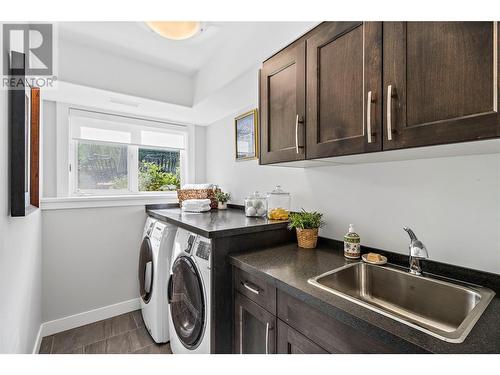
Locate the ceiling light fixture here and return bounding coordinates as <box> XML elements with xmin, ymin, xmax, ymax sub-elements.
<box><xmin>145</xmin><ymin>21</ymin><xmax>201</xmax><ymax>40</ymax></box>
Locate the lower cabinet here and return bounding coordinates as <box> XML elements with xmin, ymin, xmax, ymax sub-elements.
<box><xmin>233</xmin><ymin>291</ymin><xmax>327</xmax><ymax>354</ymax></box>
<box><xmin>234</xmin><ymin>292</ymin><xmax>276</xmax><ymax>354</ymax></box>
<box><xmin>277</xmin><ymin>290</ymin><xmax>398</xmax><ymax>353</ymax></box>
<box><xmin>277</xmin><ymin>320</ymin><xmax>328</xmax><ymax>354</ymax></box>
<box><xmin>233</xmin><ymin>266</ymin><xmax>425</xmax><ymax>354</ymax></box>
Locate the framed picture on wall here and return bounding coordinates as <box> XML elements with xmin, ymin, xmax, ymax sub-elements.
<box><xmin>9</xmin><ymin>51</ymin><xmax>40</xmax><ymax>216</ymax></box>
<box><xmin>235</xmin><ymin>109</ymin><xmax>258</xmax><ymax>161</ymax></box>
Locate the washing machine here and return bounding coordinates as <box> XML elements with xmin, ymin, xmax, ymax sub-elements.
<box><xmin>139</xmin><ymin>217</ymin><xmax>177</xmax><ymax>343</ymax></box>
<box><xmin>168</xmin><ymin>228</ymin><xmax>211</xmax><ymax>354</ymax></box>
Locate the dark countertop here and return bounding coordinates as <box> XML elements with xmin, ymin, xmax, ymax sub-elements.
<box><xmin>229</xmin><ymin>243</ymin><xmax>500</xmax><ymax>354</ymax></box>
<box><xmin>147</xmin><ymin>207</ymin><xmax>289</xmax><ymax>238</ymax></box>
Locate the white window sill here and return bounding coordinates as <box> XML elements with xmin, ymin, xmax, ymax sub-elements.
<box><xmin>41</xmin><ymin>193</ymin><xmax>178</xmax><ymax>210</ymax></box>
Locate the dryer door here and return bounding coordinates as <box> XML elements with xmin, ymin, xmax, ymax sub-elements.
<box><xmin>169</xmin><ymin>256</ymin><xmax>205</xmax><ymax>349</ymax></box>
<box><xmin>138</xmin><ymin>237</ymin><xmax>154</xmax><ymax>303</ymax></box>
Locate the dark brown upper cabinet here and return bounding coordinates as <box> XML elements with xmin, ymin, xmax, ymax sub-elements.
<box><xmin>383</xmin><ymin>22</ymin><xmax>500</xmax><ymax>150</ymax></box>
<box><xmin>259</xmin><ymin>21</ymin><xmax>500</xmax><ymax>165</ymax></box>
<box><xmin>306</xmin><ymin>22</ymin><xmax>383</xmax><ymax>159</ymax></box>
<box><xmin>259</xmin><ymin>40</ymin><xmax>306</xmax><ymax>164</ymax></box>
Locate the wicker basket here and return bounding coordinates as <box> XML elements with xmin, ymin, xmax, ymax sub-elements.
<box><xmin>177</xmin><ymin>188</ymin><xmax>219</xmax><ymax>209</ymax></box>
<box><xmin>296</xmin><ymin>228</ymin><xmax>319</xmax><ymax>249</ymax></box>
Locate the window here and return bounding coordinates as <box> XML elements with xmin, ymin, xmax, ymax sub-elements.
<box><xmin>138</xmin><ymin>148</ymin><xmax>180</xmax><ymax>192</ymax></box>
<box><xmin>77</xmin><ymin>141</ymin><xmax>129</xmax><ymax>191</ymax></box>
<box><xmin>69</xmin><ymin>109</ymin><xmax>186</xmax><ymax>196</ymax></box>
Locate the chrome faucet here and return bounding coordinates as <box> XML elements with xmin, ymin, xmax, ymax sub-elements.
<box><xmin>403</xmin><ymin>227</ymin><xmax>428</xmax><ymax>276</ymax></box>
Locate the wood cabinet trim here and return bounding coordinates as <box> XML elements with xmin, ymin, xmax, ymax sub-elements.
<box><xmin>30</xmin><ymin>87</ymin><xmax>40</xmax><ymax>208</ymax></box>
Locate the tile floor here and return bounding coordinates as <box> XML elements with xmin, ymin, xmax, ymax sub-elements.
<box><xmin>39</xmin><ymin>310</ymin><xmax>172</xmax><ymax>354</ymax></box>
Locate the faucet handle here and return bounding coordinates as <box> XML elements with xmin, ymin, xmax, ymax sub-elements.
<box><xmin>403</xmin><ymin>227</ymin><xmax>429</xmax><ymax>259</ymax></box>
<box><xmin>403</xmin><ymin>226</ymin><xmax>418</xmax><ymax>241</ymax></box>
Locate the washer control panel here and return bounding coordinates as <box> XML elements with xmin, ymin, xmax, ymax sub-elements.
<box><xmin>195</xmin><ymin>240</ymin><xmax>211</xmax><ymax>261</ymax></box>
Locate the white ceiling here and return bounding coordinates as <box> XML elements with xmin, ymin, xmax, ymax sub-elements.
<box><xmin>58</xmin><ymin>22</ymin><xmax>311</xmax><ymax>76</ymax></box>
<box><xmin>55</xmin><ymin>21</ymin><xmax>318</xmax><ymax>124</ymax></box>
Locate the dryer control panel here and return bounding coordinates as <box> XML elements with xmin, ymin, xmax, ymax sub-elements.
<box><xmin>150</xmin><ymin>222</ymin><xmax>165</xmax><ymax>248</ymax></box>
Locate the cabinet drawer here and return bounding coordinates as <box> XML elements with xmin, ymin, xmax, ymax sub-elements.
<box><xmin>234</xmin><ymin>268</ymin><xmax>276</xmax><ymax>314</ymax></box>
<box><xmin>277</xmin><ymin>290</ymin><xmax>400</xmax><ymax>353</ymax></box>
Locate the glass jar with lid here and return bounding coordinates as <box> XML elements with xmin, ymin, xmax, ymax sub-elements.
<box><xmin>244</xmin><ymin>191</ymin><xmax>268</xmax><ymax>217</ymax></box>
<box><xmin>267</xmin><ymin>185</ymin><xmax>291</xmax><ymax>220</ymax></box>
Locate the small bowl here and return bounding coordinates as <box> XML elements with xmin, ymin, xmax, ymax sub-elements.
<box><xmin>362</xmin><ymin>253</ymin><xmax>387</xmax><ymax>265</ymax></box>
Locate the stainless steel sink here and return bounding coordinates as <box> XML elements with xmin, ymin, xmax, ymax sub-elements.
<box><xmin>308</xmin><ymin>262</ymin><xmax>495</xmax><ymax>343</ymax></box>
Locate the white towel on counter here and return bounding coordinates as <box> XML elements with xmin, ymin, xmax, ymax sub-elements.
<box><xmin>182</xmin><ymin>199</ymin><xmax>211</xmax><ymax>207</ymax></box>
<box><xmin>182</xmin><ymin>205</ymin><xmax>211</xmax><ymax>213</ymax></box>
<box><xmin>181</xmin><ymin>199</ymin><xmax>211</xmax><ymax>213</ymax></box>
<box><xmin>181</xmin><ymin>183</ymin><xmax>215</xmax><ymax>190</ymax></box>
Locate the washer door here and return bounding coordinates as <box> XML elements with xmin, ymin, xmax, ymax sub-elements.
<box><xmin>138</xmin><ymin>237</ymin><xmax>154</xmax><ymax>303</ymax></box>
<box><xmin>169</xmin><ymin>256</ymin><xmax>205</xmax><ymax>349</ymax></box>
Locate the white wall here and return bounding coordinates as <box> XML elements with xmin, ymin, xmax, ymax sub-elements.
<box><xmin>42</xmin><ymin>100</ymin><xmax>57</xmax><ymax>197</ymax></box>
<box><xmin>0</xmin><ymin>87</ymin><xmax>42</xmax><ymax>353</ymax></box>
<box><xmin>193</xmin><ymin>22</ymin><xmax>317</xmax><ymax>104</ymax></box>
<box><xmin>40</xmin><ymin>98</ymin><xmax>207</xmax><ymax>322</ymax></box>
<box><xmin>192</xmin><ymin>66</ymin><xmax>260</xmax><ymax>126</ymax></box>
<box><xmin>42</xmin><ymin>206</ymin><xmax>145</xmax><ymax>322</ymax></box>
<box><xmin>58</xmin><ymin>38</ymin><xmax>193</xmax><ymax>107</ymax></box>
<box><xmin>206</xmin><ymin>106</ymin><xmax>500</xmax><ymax>275</ymax></box>
<box><xmin>193</xmin><ymin>125</ymin><xmax>207</xmax><ymax>183</ymax></box>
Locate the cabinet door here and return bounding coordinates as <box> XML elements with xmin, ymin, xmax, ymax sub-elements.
<box><xmin>234</xmin><ymin>292</ymin><xmax>276</xmax><ymax>354</ymax></box>
<box><xmin>383</xmin><ymin>22</ymin><xmax>500</xmax><ymax>150</ymax></box>
<box><xmin>260</xmin><ymin>41</ymin><xmax>306</xmax><ymax>164</ymax></box>
<box><xmin>277</xmin><ymin>320</ymin><xmax>328</xmax><ymax>354</ymax></box>
<box><xmin>306</xmin><ymin>22</ymin><xmax>383</xmax><ymax>159</ymax></box>
<box><xmin>277</xmin><ymin>290</ymin><xmax>410</xmax><ymax>353</ymax></box>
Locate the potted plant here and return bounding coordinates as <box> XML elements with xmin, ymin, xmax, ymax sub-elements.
<box><xmin>288</xmin><ymin>209</ymin><xmax>325</xmax><ymax>249</ymax></box>
<box><xmin>215</xmin><ymin>190</ymin><xmax>231</xmax><ymax>210</ymax></box>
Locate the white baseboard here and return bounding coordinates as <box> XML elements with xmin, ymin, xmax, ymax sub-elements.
<box><xmin>32</xmin><ymin>325</ymin><xmax>44</xmax><ymax>354</ymax></box>
<box><xmin>39</xmin><ymin>298</ymin><xmax>141</xmax><ymax>340</ymax></box>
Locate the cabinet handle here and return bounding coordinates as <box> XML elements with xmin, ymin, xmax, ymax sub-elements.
<box><xmin>295</xmin><ymin>114</ymin><xmax>304</xmax><ymax>154</ymax></box>
<box><xmin>241</xmin><ymin>281</ymin><xmax>260</xmax><ymax>295</ymax></box>
<box><xmin>265</xmin><ymin>322</ymin><xmax>270</xmax><ymax>354</ymax></box>
<box><xmin>295</xmin><ymin>114</ymin><xmax>300</xmax><ymax>153</ymax></box>
<box><xmin>239</xmin><ymin>306</ymin><xmax>243</xmax><ymax>353</ymax></box>
<box><xmin>386</xmin><ymin>85</ymin><xmax>395</xmax><ymax>141</ymax></box>
<box><xmin>366</xmin><ymin>91</ymin><xmax>374</xmax><ymax>143</ymax></box>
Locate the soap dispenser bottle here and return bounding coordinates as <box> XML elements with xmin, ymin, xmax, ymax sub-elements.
<box><xmin>344</xmin><ymin>224</ymin><xmax>360</xmax><ymax>259</ymax></box>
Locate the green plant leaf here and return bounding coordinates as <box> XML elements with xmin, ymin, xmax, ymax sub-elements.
<box><xmin>138</xmin><ymin>162</ymin><xmax>180</xmax><ymax>191</ymax></box>
<box><xmin>287</xmin><ymin>209</ymin><xmax>325</xmax><ymax>230</ymax></box>
<box><xmin>215</xmin><ymin>190</ymin><xmax>231</xmax><ymax>203</ymax></box>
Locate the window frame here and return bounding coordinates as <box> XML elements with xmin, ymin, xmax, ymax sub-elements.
<box><xmin>68</xmin><ymin>108</ymin><xmax>188</xmax><ymax>197</ymax></box>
